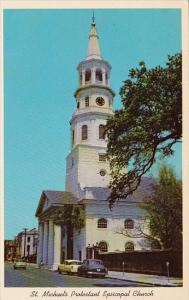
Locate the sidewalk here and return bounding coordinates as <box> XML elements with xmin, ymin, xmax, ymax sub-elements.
<box><xmin>107</xmin><ymin>270</ymin><xmax>182</xmax><ymax>287</ymax></box>
<box><xmin>22</xmin><ymin>263</ymin><xmax>183</xmax><ymax>287</ymax></box>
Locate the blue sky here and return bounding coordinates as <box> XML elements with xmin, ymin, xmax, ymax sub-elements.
<box><xmin>4</xmin><ymin>9</ymin><xmax>181</xmax><ymax>239</ymax></box>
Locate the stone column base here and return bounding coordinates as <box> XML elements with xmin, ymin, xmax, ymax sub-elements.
<box><xmin>51</xmin><ymin>263</ymin><xmax>59</xmax><ymax>271</ymax></box>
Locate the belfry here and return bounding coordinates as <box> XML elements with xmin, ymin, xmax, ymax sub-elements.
<box><xmin>35</xmin><ymin>17</ymin><xmax>152</xmax><ymax>270</ymax></box>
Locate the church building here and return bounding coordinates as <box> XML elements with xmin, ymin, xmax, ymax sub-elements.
<box><xmin>35</xmin><ymin>17</ymin><xmax>153</xmax><ymax>270</ymax></box>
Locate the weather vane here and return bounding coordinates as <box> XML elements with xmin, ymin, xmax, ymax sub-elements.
<box><xmin>92</xmin><ymin>9</ymin><xmax>95</xmax><ymax>23</ymax></box>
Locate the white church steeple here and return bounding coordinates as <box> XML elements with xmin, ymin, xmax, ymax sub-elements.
<box><xmin>65</xmin><ymin>16</ymin><xmax>115</xmax><ymax>198</ymax></box>
<box><xmin>86</xmin><ymin>15</ymin><xmax>101</xmax><ymax>60</ymax></box>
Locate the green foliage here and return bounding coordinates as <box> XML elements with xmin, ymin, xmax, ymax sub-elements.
<box><xmin>53</xmin><ymin>204</ymin><xmax>85</xmax><ymax>232</ymax></box>
<box><xmin>145</xmin><ymin>166</ymin><xmax>182</xmax><ymax>250</ymax></box>
<box><xmin>106</xmin><ymin>53</ymin><xmax>182</xmax><ymax>206</ymax></box>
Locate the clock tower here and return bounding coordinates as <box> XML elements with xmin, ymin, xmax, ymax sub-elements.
<box><xmin>65</xmin><ymin>17</ymin><xmax>115</xmax><ymax>198</ymax></box>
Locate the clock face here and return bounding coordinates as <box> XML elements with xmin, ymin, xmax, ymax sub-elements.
<box><xmin>96</xmin><ymin>97</ymin><xmax>105</xmax><ymax>106</ymax></box>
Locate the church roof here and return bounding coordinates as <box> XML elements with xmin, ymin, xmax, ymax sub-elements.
<box><xmin>43</xmin><ymin>191</ymin><xmax>78</xmax><ymax>204</ymax></box>
<box><xmin>82</xmin><ymin>177</ymin><xmax>155</xmax><ymax>202</ymax></box>
<box><xmin>35</xmin><ymin>191</ymin><xmax>78</xmax><ymax>217</ymax></box>
<box><xmin>35</xmin><ymin>178</ymin><xmax>154</xmax><ymax>217</ymax></box>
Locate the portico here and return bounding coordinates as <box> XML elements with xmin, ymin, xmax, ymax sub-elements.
<box><xmin>35</xmin><ymin>191</ymin><xmax>78</xmax><ymax>270</ymax></box>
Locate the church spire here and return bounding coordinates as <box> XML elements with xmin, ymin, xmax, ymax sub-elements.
<box><xmin>86</xmin><ymin>13</ymin><xmax>101</xmax><ymax>60</ymax></box>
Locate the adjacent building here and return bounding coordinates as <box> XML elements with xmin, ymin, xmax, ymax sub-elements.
<box><xmin>4</xmin><ymin>240</ymin><xmax>17</xmax><ymax>261</ymax></box>
<box><xmin>15</xmin><ymin>228</ymin><xmax>38</xmax><ymax>260</ymax></box>
<box><xmin>35</xmin><ymin>17</ymin><xmax>153</xmax><ymax>270</ymax></box>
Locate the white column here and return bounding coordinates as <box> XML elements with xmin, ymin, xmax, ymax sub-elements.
<box><xmin>52</xmin><ymin>224</ymin><xmax>61</xmax><ymax>270</ymax></box>
<box><xmin>91</xmin><ymin>67</ymin><xmax>96</xmax><ymax>84</ymax></box>
<box><xmin>82</xmin><ymin>70</ymin><xmax>85</xmax><ymax>86</ymax></box>
<box><xmin>37</xmin><ymin>222</ymin><xmax>43</xmax><ymax>265</ymax></box>
<box><xmin>102</xmin><ymin>69</ymin><xmax>106</xmax><ymax>85</ymax></box>
<box><xmin>42</xmin><ymin>221</ymin><xmax>48</xmax><ymax>266</ymax></box>
<box><xmin>47</xmin><ymin>220</ymin><xmax>54</xmax><ymax>269</ymax></box>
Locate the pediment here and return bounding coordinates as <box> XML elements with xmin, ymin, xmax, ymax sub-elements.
<box><xmin>35</xmin><ymin>192</ymin><xmax>50</xmax><ymax>217</ymax></box>
<box><xmin>35</xmin><ymin>190</ymin><xmax>78</xmax><ymax>217</ymax></box>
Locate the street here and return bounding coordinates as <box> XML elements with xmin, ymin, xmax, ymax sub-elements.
<box><xmin>4</xmin><ymin>263</ymin><xmax>150</xmax><ymax>287</ymax></box>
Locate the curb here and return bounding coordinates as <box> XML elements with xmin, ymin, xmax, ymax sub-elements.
<box><xmin>106</xmin><ymin>275</ymin><xmax>181</xmax><ymax>287</ymax></box>
<box><xmin>106</xmin><ymin>275</ymin><xmax>159</xmax><ymax>286</ymax></box>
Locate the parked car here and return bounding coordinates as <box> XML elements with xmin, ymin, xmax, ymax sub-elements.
<box><xmin>13</xmin><ymin>259</ymin><xmax>27</xmax><ymax>270</ymax></box>
<box><xmin>77</xmin><ymin>259</ymin><xmax>108</xmax><ymax>278</ymax></box>
<box><xmin>58</xmin><ymin>260</ymin><xmax>82</xmax><ymax>274</ymax></box>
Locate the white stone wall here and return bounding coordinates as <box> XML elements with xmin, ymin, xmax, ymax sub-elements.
<box><xmin>20</xmin><ymin>233</ymin><xmax>38</xmax><ymax>257</ymax></box>
<box><xmin>65</xmin><ymin>145</ymin><xmax>111</xmax><ymax>196</ymax></box>
<box><xmin>85</xmin><ymin>217</ymin><xmax>150</xmax><ymax>252</ymax></box>
<box><xmin>71</xmin><ymin>113</ymin><xmax>110</xmax><ymax>148</ymax></box>
<box><xmin>71</xmin><ymin>201</ymin><xmax>151</xmax><ymax>260</ymax></box>
<box><xmin>65</xmin><ymin>148</ymin><xmax>80</xmax><ymax>197</ymax></box>
<box><xmin>73</xmin><ymin>227</ymin><xmax>86</xmax><ymax>261</ymax></box>
<box><xmin>84</xmin><ymin>202</ymin><xmax>151</xmax><ymax>252</ymax></box>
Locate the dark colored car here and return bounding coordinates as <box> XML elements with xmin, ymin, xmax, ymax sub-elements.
<box><xmin>77</xmin><ymin>259</ymin><xmax>108</xmax><ymax>278</ymax></box>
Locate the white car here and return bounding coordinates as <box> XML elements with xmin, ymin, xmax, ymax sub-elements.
<box><xmin>13</xmin><ymin>259</ymin><xmax>27</xmax><ymax>270</ymax></box>
<box><xmin>58</xmin><ymin>260</ymin><xmax>82</xmax><ymax>275</ymax></box>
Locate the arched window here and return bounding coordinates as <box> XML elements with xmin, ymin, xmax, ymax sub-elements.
<box><xmin>125</xmin><ymin>242</ymin><xmax>135</xmax><ymax>252</ymax></box>
<box><xmin>96</xmin><ymin>68</ymin><xmax>102</xmax><ymax>82</ymax></box>
<box><xmin>99</xmin><ymin>124</ymin><xmax>105</xmax><ymax>139</ymax></box>
<box><xmin>99</xmin><ymin>241</ymin><xmax>108</xmax><ymax>252</ymax></box>
<box><xmin>97</xmin><ymin>218</ymin><xmax>107</xmax><ymax>228</ymax></box>
<box><xmin>85</xmin><ymin>69</ymin><xmax>91</xmax><ymax>82</ymax></box>
<box><xmin>81</xmin><ymin>125</ymin><xmax>88</xmax><ymax>140</ymax></box>
<box><xmin>105</xmin><ymin>72</ymin><xmax>108</xmax><ymax>84</ymax></box>
<box><xmin>79</xmin><ymin>72</ymin><xmax>82</xmax><ymax>85</ymax></box>
<box><xmin>71</xmin><ymin>157</ymin><xmax>74</xmax><ymax>167</ymax></box>
<box><xmin>124</xmin><ymin>219</ymin><xmax>134</xmax><ymax>229</ymax></box>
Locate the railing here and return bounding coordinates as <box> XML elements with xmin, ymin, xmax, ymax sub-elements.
<box><xmin>97</xmin><ymin>250</ymin><xmax>182</xmax><ymax>277</ymax></box>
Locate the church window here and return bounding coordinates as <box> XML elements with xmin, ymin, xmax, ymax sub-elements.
<box><xmin>79</xmin><ymin>72</ymin><xmax>82</xmax><ymax>85</ymax></box>
<box><xmin>125</xmin><ymin>242</ymin><xmax>135</xmax><ymax>252</ymax></box>
<box><xmin>85</xmin><ymin>96</ymin><xmax>89</xmax><ymax>107</ymax></box>
<box><xmin>99</xmin><ymin>241</ymin><xmax>108</xmax><ymax>252</ymax></box>
<box><xmin>77</xmin><ymin>102</ymin><xmax>80</xmax><ymax>109</ymax></box>
<box><xmin>98</xmin><ymin>218</ymin><xmax>107</xmax><ymax>228</ymax></box>
<box><xmin>99</xmin><ymin>154</ymin><xmax>106</xmax><ymax>162</ymax></box>
<box><xmin>71</xmin><ymin>158</ymin><xmax>74</xmax><ymax>167</ymax></box>
<box><xmin>96</xmin><ymin>68</ymin><xmax>103</xmax><ymax>82</ymax></box>
<box><xmin>27</xmin><ymin>237</ymin><xmax>30</xmax><ymax>242</ymax></box>
<box><xmin>105</xmin><ymin>72</ymin><xmax>108</xmax><ymax>84</ymax></box>
<box><xmin>85</xmin><ymin>69</ymin><xmax>91</xmax><ymax>82</ymax></box>
<box><xmin>81</xmin><ymin>125</ymin><xmax>88</xmax><ymax>140</ymax></box>
<box><xmin>99</xmin><ymin>124</ymin><xmax>106</xmax><ymax>139</ymax></box>
<box><xmin>124</xmin><ymin>219</ymin><xmax>134</xmax><ymax>229</ymax></box>
<box><xmin>99</xmin><ymin>169</ymin><xmax>106</xmax><ymax>176</ymax></box>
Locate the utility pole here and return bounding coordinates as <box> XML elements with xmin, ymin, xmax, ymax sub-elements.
<box><xmin>23</xmin><ymin>228</ymin><xmax>28</xmax><ymax>259</ymax></box>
